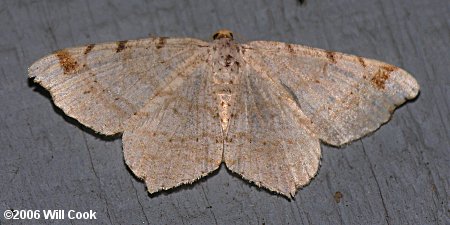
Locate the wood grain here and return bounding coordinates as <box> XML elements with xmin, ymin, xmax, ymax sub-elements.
<box><xmin>0</xmin><ymin>0</ymin><xmax>448</xmax><ymax>224</ymax></box>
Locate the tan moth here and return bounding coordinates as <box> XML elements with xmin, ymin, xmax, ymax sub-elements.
<box><xmin>29</xmin><ymin>29</ymin><xmax>419</xmax><ymax>198</ymax></box>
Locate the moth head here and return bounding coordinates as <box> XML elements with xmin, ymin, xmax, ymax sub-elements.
<box><xmin>212</xmin><ymin>29</ymin><xmax>234</xmax><ymax>40</ymax></box>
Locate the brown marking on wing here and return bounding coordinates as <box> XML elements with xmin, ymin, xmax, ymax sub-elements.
<box><xmin>116</xmin><ymin>40</ymin><xmax>128</xmax><ymax>53</ymax></box>
<box><xmin>325</xmin><ymin>51</ymin><xmax>337</xmax><ymax>64</ymax></box>
<box><xmin>285</xmin><ymin>43</ymin><xmax>294</xmax><ymax>53</ymax></box>
<box><xmin>381</xmin><ymin>64</ymin><xmax>397</xmax><ymax>72</ymax></box>
<box><xmin>55</xmin><ymin>50</ymin><xmax>79</xmax><ymax>74</ymax></box>
<box><xmin>357</xmin><ymin>56</ymin><xmax>366</xmax><ymax>68</ymax></box>
<box><xmin>84</xmin><ymin>44</ymin><xmax>95</xmax><ymax>55</ymax></box>
<box><xmin>156</xmin><ymin>37</ymin><xmax>168</xmax><ymax>49</ymax></box>
<box><xmin>371</xmin><ymin>68</ymin><xmax>391</xmax><ymax>89</ymax></box>
<box><xmin>370</xmin><ymin>65</ymin><xmax>397</xmax><ymax>89</ymax></box>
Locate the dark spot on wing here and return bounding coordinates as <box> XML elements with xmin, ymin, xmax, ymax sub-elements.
<box><xmin>156</xmin><ymin>37</ymin><xmax>168</xmax><ymax>49</ymax></box>
<box><xmin>325</xmin><ymin>51</ymin><xmax>337</xmax><ymax>64</ymax></box>
<box><xmin>116</xmin><ymin>40</ymin><xmax>128</xmax><ymax>53</ymax></box>
<box><xmin>84</xmin><ymin>44</ymin><xmax>95</xmax><ymax>55</ymax></box>
<box><xmin>381</xmin><ymin>64</ymin><xmax>397</xmax><ymax>72</ymax></box>
<box><xmin>358</xmin><ymin>57</ymin><xmax>366</xmax><ymax>67</ymax></box>
<box><xmin>370</xmin><ymin>65</ymin><xmax>397</xmax><ymax>89</ymax></box>
<box><xmin>55</xmin><ymin>49</ymin><xmax>79</xmax><ymax>74</ymax></box>
<box><xmin>286</xmin><ymin>44</ymin><xmax>294</xmax><ymax>53</ymax></box>
<box><xmin>371</xmin><ymin>68</ymin><xmax>391</xmax><ymax>90</ymax></box>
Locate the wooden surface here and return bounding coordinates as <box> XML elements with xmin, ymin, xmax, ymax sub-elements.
<box><xmin>0</xmin><ymin>0</ymin><xmax>448</xmax><ymax>224</ymax></box>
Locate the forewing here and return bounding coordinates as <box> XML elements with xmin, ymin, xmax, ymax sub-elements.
<box><xmin>29</xmin><ymin>37</ymin><xmax>208</xmax><ymax>135</ymax></box>
<box><xmin>123</xmin><ymin>60</ymin><xmax>223</xmax><ymax>193</ymax></box>
<box><xmin>243</xmin><ymin>41</ymin><xmax>419</xmax><ymax>146</ymax></box>
<box><xmin>224</xmin><ymin>63</ymin><xmax>321</xmax><ymax>197</ymax></box>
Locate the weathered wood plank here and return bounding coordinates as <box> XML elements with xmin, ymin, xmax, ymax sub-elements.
<box><xmin>0</xmin><ymin>0</ymin><xmax>448</xmax><ymax>224</ymax></box>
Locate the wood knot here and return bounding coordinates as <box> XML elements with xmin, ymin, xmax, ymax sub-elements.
<box><xmin>334</xmin><ymin>191</ymin><xmax>343</xmax><ymax>203</ymax></box>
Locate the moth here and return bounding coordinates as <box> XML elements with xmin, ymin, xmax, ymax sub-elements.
<box><xmin>29</xmin><ymin>29</ymin><xmax>419</xmax><ymax>198</ymax></box>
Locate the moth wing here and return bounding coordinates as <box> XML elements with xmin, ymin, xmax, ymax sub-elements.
<box><xmin>29</xmin><ymin>37</ymin><xmax>208</xmax><ymax>135</ymax></box>
<box><xmin>123</xmin><ymin>58</ymin><xmax>224</xmax><ymax>193</ymax></box>
<box><xmin>243</xmin><ymin>41</ymin><xmax>419</xmax><ymax>146</ymax></box>
<box><xmin>224</xmin><ymin>63</ymin><xmax>321</xmax><ymax>197</ymax></box>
